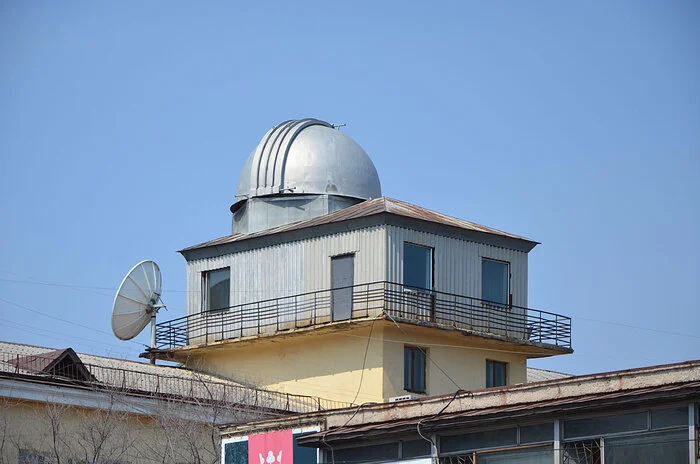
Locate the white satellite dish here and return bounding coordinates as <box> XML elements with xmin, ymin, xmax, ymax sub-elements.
<box><xmin>111</xmin><ymin>260</ymin><xmax>165</xmax><ymax>349</ymax></box>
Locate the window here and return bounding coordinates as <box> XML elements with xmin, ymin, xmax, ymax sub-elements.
<box><xmin>404</xmin><ymin>243</ymin><xmax>433</xmax><ymax>291</ymax></box>
<box><xmin>564</xmin><ymin>411</ymin><xmax>648</xmax><ymax>439</ymax></box>
<box><xmin>482</xmin><ymin>259</ymin><xmax>509</xmax><ymax>305</ymax></box>
<box><xmin>604</xmin><ymin>429</ymin><xmax>688</xmax><ymax>463</ymax></box>
<box><xmin>404</xmin><ymin>345</ymin><xmax>426</xmax><ymax>393</ymax></box>
<box><xmin>18</xmin><ymin>450</ymin><xmax>51</xmax><ymax>464</ymax></box>
<box><xmin>486</xmin><ymin>360</ymin><xmax>507</xmax><ymax>388</ymax></box>
<box><xmin>440</xmin><ymin>427</ymin><xmax>518</xmax><ymax>453</ymax></box>
<box><xmin>203</xmin><ymin>268</ymin><xmax>230</xmax><ymax>312</ymax></box>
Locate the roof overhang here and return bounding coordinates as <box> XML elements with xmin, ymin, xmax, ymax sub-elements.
<box><xmin>219</xmin><ymin>359</ymin><xmax>700</xmax><ymax>442</ymax></box>
<box><xmin>297</xmin><ymin>380</ymin><xmax>700</xmax><ymax>446</ymax></box>
<box><xmin>181</xmin><ymin>198</ymin><xmax>538</xmax><ymax>261</ymax></box>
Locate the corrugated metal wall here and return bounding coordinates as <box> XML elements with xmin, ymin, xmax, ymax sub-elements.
<box><xmin>186</xmin><ymin>226</ymin><xmax>387</xmax><ymax>317</ymax></box>
<box><xmin>386</xmin><ymin>225</ymin><xmax>529</xmax><ymax>307</ymax></box>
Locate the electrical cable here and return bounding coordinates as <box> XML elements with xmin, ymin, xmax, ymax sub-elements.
<box><xmin>0</xmin><ymin>317</ymin><xmax>133</xmax><ymax>353</ymax></box>
<box><xmin>416</xmin><ymin>388</ymin><xmax>467</xmax><ymax>460</ymax></box>
<box><xmin>321</xmin><ymin>401</ymin><xmax>379</xmax><ymax>464</ymax></box>
<box><xmin>384</xmin><ymin>311</ymin><xmax>463</xmax><ymax>391</ymax></box>
<box><xmin>350</xmin><ymin>314</ymin><xmax>380</xmax><ymax>405</ymax></box>
<box><xmin>574</xmin><ymin>315</ymin><xmax>700</xmax><ymax>340</ymax></box>
<box><xmin>0</xmin><ymin>296</ymin><xmax>145</xmax><ymax>347</ymax></box>
<box><xmin>4</xmin><ymin>278</ymin><xmax>700</xmax><ymax>340</ymax></box>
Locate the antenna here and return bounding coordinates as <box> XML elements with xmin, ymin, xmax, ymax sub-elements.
<box><xmin>111</xmin><ymin>260</ymin><xmax>165</xmax><ymax>362</ymax></box>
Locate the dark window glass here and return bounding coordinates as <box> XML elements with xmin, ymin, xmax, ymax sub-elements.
<box><xmin>477</xmin><ymin>446</ymin><xmax>554</xmax><ymax>464</ymax></box>
<box><xmin>486</xmin><ymin>360</ymin><xmax>507</xmax><ymax>388</ymax></box>
<box><xmin>18</xmin><ymin>450</ymin><xmax>52</xmax><ymax>464</ymax></box>
<box><xmin>294</xmin><ymin>432</ymin><xmax>318</xmax><ymax>464</ymax></box>
<box><xmin>224</xmin><ymin>441</ymin><xmax>247</xmax><ymax>464</ymax></box>
<box><xmin>401</xmin><ymin>439</ymin><xmax>432</xmax><ymax>458</ymax></box>
<box><xmin>404</xmin><ymin>244</ymin><xmax>432</xmax><ymax>291</ymax></box>
<box><xmin>482</xmin><ymin>259</ymin><xmax>509</xmax><ymax>305</ymax></box>
<box><xmin>604</xmin><ymin>429</ymin><xmax>688</xmax><ymax>463</ymax></box>
<box><xmin>440</xmin><ymin>427</ymin><xmax>517</xmax><ymax>453</ymax></box>
<box><xmin>333</xmin><ymin>443</ymin><xmax>398</xmax><ymax>463</ymax></box>
<box><xmin>563</xmin><ymin>412</ymin><xmax>648</xmax><ymax>439</ymax></box>
<box><xmin>404</xmin><ymin>346</ymin><xmax>426</xmax><ymax>393</ymax></box>
<box><xmin>651</xmin><ymin>406</ymin><xmax>687</xmax><ymax>429</ymax></box>
<box><xmin>204</xmin><ymin>268</ymin><xmax>230</xmax><ymax>311</ymax></box>
<box><xmin>520</xmin><ymin>423</ymin><xmax>554</xmax><ymax>444</ymax></box>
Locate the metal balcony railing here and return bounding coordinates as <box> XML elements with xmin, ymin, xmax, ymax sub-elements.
<box><xmin>0</xmin><ymin>351</ymin><xmax>349</xmax><ymax>412</ymax></box>
<box><xmin>155</xmin><ymin>282</ymin><xmax>571</xmax><ymax>351</ymax></box>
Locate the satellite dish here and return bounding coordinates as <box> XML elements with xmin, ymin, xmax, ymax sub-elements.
<box><xmin>111</xmin><ymin>260</ymin><xmax>164</xmax><ymax>345</ymax></box>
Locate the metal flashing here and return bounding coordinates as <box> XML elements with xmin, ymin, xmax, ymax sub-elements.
<box><xmin>183</xmin><ymin>198</ymin><xmax>538</xmax><ymax>256</ymax></box>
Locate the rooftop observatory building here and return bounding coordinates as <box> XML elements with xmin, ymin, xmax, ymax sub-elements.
<box><xmin>152</xmin><ymin>118</ymin><xmax>573</xmax><ymax>405</ymax></box>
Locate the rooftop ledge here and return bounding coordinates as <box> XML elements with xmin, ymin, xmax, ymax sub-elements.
<box><xmin>149</xmin><ymin>281</ymin><xmax>572</xmax><ymax>358</ymax></box>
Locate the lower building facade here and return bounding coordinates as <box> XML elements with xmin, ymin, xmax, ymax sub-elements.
<box><xmin>220</xmin><ymin>360</ymin><xmax>700</xmax><ymax>464</ymax></box>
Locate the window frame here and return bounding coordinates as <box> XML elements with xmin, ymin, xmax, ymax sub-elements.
<box><xmin>403</xmin><ymin>242</ymin><xmax>434</xmax><ymax>293</ymax></box>
<box><xmin>404</xmin><ymin>345</ymin><xmax>427</xmax><ymax>394</ymax></box>
<box><xmin>481</xmin><ymin>258</ymin><xmax>511</xmax><ymax>306</ymax></box>
<box><xmin>486</xmin><ymin>359</ymin><xmax>507</xmax><ymax>388</ymax></box>
<box><xmin>202</xmin><ymin>267</ymin><xmax>231</xmax><ymax>313</ymax></box>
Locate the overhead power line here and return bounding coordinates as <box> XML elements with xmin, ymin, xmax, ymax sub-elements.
<box><xmin>574</xmin><ymin>315</ymin><xmax>700</xmax><ymax>340</ymax></box>
<box><xmin>3</xmin><ymin>278</ymin><xmax>699</xmax><ymax>341</ymax></box>
<box><xmin>384</xmin><ymin>312</ymin><xmax>463</xmax><ymax>391</ymax></box>
<box><xmin>0</xmin><ymin>296</ymin><xmax>144</xmax><ymax>347</ymax></box>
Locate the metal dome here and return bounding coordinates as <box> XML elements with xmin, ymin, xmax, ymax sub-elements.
<box><xmin>235</xmin><ymin>119</ymin><xmax>382</xmax><ymax>202</ymax></box>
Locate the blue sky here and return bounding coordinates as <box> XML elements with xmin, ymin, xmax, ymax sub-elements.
<box><xmin>1</xmin><ymin>1</ymin><xmax>698</xmax><ymax>376</ymax></box>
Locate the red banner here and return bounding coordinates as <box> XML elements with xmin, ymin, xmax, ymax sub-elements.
<box><xmin>248</xmin><ymin>429</ymin><xmax>294</xmax><ymax>464</ymax></box>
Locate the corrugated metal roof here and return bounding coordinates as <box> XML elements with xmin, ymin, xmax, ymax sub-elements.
<box><xmin>10</xmin><ymin>347</ymin><xmax>92</xmax><ymax>381</ymax></box>
<box><xmin>298</xmin><ymin>380</ymin><xmax>700</xmax><ymax>444</ymax></box>
<box><xmin>181</xmin><ymin>197</ymin><xmax>536</xmax><ymax>252</ymax></box>
<box><xmin>0</xmin><ymin>341</ymin><xmax>348</xmax><ymax>413</ymax></box>
<box><xmin>0</xmin><ymin>340</ymin><xmax>251</xmax><ymax>388</ymax></box>
<box><xmin>526</xmin><ymin>367</ymin><xmax>571</xmax><ymax>383</ymax></box>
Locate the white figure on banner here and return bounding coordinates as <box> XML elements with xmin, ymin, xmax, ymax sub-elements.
<box><xmin>259</xmin><ymin>450</ymin><xmax>283</xmax><ymax>464</ymax></box>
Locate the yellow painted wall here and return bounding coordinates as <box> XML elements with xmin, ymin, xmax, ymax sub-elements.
<box><xmin>380</xmin><ymin>324</ymin><xmax>527</xmax><ymax>399</ymax></box>
<box><xmin>183</xmin><ymin>321</ymin><xmax>529</xmax><ymax>404</ymax></box>
<box><xmin>0</xmin><ymin>397</ymin><xmax>219</xmax><ymax>464</ymax></box>
<box><xmin>193</xmin><ymin>324</ymin><xmax>386</xmax><ymax>404</ymax></box>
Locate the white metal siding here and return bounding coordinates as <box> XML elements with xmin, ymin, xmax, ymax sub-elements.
<box><xmin>186</xmin><ymin>225</ymin><xmax>387</xmax><ymax>317</ymax></box>
<box><xmin>386</xmin><ymin>225</ymin><xmax>528</xmax><ymax>307</ymax></box>
<box><xmin>183</xmin><ymin>224</ymin><xmax>531</xmax><ymax>343</ymax></box>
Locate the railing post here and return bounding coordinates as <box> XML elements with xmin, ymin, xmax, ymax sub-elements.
<box><xmin>539</xmin><ymin>312</ymin><xmax>543</xmax><ymax>343</ymax></box>
<box><xmin>453</xmin><ymin>294</ymin><xmax>457</xmax><ymax>328</ymax></box>
<box><xmin>365</xmin><ymin>284</ymin><xmax>370</xmax><ymax>317</ymax></box>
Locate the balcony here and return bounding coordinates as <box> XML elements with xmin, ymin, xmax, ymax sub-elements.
<box><xmin>154</xmin><ymin>281</ymin><xmax>571</xmax><ymax>352</ymax></box>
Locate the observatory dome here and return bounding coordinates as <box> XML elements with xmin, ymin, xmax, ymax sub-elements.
<box><xmin>235</xmin><ymin>119</ymin><xmax>381</xmax><ymax>203</ymax></box>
